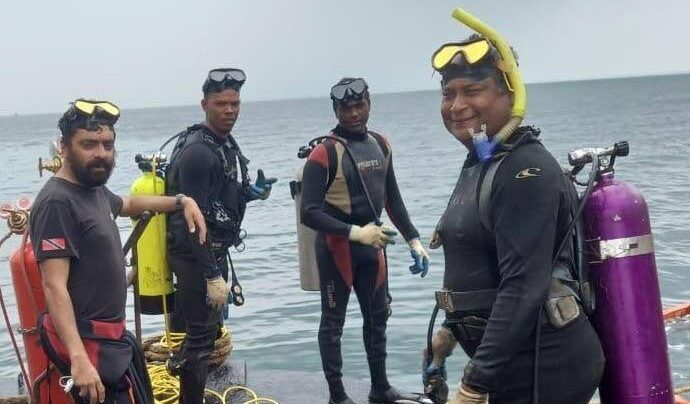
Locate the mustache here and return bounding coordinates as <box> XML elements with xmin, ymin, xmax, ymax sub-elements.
<box><xmin>87</xmin><ymin>159</ymin><xmax>112</xmax><ymax>169</ymax></box>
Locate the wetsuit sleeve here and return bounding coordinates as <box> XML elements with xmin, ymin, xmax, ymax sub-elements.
<box><xmin>463</xmin><ymin>146</ymin><xmax>563</xmax><ymax>393</ymax></box>
<box><xmin>30</xmin><ymin>201</ymin><xmax>80</xmax><ymax>261</ymax></box>
<box><xmin>173</xmin><ymin>143</ymin><xmax>217</xmax><ymax>271</ymax></box>
<box><xmin>384</xmin><ymin>152</ymin><xmax>420</xmax><ymax>242</ymax></box>
<box><xmin>300</xmin><ymin>143</ymin><xmax>352</xmax><ymax>235</ymax></box>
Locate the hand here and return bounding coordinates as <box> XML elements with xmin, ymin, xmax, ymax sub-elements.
<box><xmin>422</xmin><ymin>358</ymin><xmax>446</xmax><ymax>386</ymax></box>
<box><xmin>447</xmin><ymin>383</ymin><xmax>488</xmax><ymax>404</ymax></box>
<box><xmin>181</xmin><ymin>196</ymin><xmax>207</xmax><ymax>244</ymax></box>
<box><xmin>408</xmin><ymin>238</ymin><xmax>429</xmax><ymax>277</ymax></box>
<box><xmin>206</xmin><ymin>276</ymin><xmax>230</xmax><ymax>311</ymax></box>
<box><xmin>248</xmin><ymin>169</ymin><xmax>278</xmax><ymax>201</ymax></box>
<box><xmin>70</xmin><ymin>356</ymin><xmax>105</xmax><ymax>404</ymax></box>
<box><xmin>349</xmin><ymin>222</ymin><xmax>397</xmax><ymax>248</ymax></box>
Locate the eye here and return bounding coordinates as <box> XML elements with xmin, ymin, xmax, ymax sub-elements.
<box><xmin>103</xmin><ymin>141</ymin><xmax>115</xmax><ymax>151</ymax></box>
<box><xmin>464</xmin><ymin>87</ymin><xmax>483</xmax><ymax>97</ymax></box>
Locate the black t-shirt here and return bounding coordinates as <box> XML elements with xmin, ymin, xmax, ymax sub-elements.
<box><xmin>29</xmin><ymin>177</ymin><xmax>126</xmax><ymax>322</ymax></box>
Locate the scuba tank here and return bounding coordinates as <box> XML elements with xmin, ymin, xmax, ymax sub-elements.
<box><xmin>568</xmin><ymin>142</ymin><xmax>675</xmax><ymax>404</ymax></box>
<box><xmin>290</xmin><ymin>162</ymin><xmax>320</xmax><ymax>291</ymax></box>
<box><xmin>130</xmin><ymin>153</ymin><xmax>174</xmax><ymax>314</ymax></box>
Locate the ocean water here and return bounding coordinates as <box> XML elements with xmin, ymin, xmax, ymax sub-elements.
<box><xmin>0</xmin><ymin>74</ymin><xmax>689</xmax><ymax>395</ymax></box>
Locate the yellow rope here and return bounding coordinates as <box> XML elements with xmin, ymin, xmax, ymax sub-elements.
<box><xmin>146</xmin><ymin>360</ymin><xmax>279</xmax><ymax>404</ymax></box>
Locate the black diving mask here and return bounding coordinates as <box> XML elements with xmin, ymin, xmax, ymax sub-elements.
<box><xmin>203</xmin><ymin>68</ymin><xmax>246</xmax><ymax>94</ymax></box>
<box><xmin>330</xmin><ymin>78</ymin><xmax>368</xmax><ymax>102</ymax></box>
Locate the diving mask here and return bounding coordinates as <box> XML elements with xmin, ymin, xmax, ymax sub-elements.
<box><xmin>431</xmin><ymin>37</ymin><xmax>493</xmax><ymax>71</ymax></box>
<box><xmin>203</xmin><ymin>68</ymin><xmax>246</xmax><ymax>94</ymax></box>
<box><xmin>59</xmin><ymin>99</ymin><xmax>120</xmax><ymax>134</ymax></box>
<box><xmin>330</xmin><ymin>78</ymin><xmax>368</xmax><ymax>102</ymax></box>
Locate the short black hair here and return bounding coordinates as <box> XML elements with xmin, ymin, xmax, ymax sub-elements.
<box><xmin>57</xmin><ymin>102</ymin><xmax>116</xmax><ymax>144</ymax></box>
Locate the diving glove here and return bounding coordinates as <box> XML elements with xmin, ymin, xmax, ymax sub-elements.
<box><xmin>248</xmin><ymin>169</ymin><xmax>278</xmax><ymax>201</ymax></box>
<box><xmin>447</xmin><ymin>383</ymin><xmax>488</xmax><ymax>404</ymax></box>
<box><xmin>349</xmin><ymin>222</ymin><xmax>397</xmax><ymax>248</ymax></box>
<box><xmin>408</xmin><ymin>238</ymin><xmax>430</xmax><ymax>277</ymax></box>
<box><xmin>206</xmin><ymin>276</ymin><xmax>230</xmax><ymax>311</ymax></box>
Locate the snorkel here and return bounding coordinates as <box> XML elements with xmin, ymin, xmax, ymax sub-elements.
<box><xmin>451</xmin><ymin>7</ymin><xmax>527</xmax><ymax>162</ymax></box>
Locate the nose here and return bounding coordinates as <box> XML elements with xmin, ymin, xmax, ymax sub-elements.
<box><xmin>450</xmin><ymin>93</ymin><xmax>468</xmax><ymax>115</ymax></box>
<box><xmin>93</xmin><ymin>143</ymin><xmax>110</xmax><ymax>159</ymax></box>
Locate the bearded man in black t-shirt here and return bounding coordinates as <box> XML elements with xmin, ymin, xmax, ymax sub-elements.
<box><xmin>30</xmin><ymin>99</ymin><xmax>206</xmax><ymax>404</ymax></box>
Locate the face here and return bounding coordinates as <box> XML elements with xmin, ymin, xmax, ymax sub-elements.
<box><xmin>202</xmin><ymin>89</ymin><xmax>241</xmax><ymax>136</ymax></box>
<box><xmin>335</xmin><ymin>98</ymin><xmax>370</xmax><ymax>134</ymax></box>
<box><xmin>62</xmin><ymin>126</ymin><xmax>116</xmax><ymax>187</ymax></box>
<box><xmin>440</xmin><ymin>76</ymin><xmax>512</xmax><ymax>149</ymax></box>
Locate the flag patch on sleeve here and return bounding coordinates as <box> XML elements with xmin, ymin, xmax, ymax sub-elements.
<box><xmin>41</xmin><ymin>238</ymin><xmax>66</xmax><ymax>251</ymax></box>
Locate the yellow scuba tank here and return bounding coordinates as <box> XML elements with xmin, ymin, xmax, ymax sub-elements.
<box><xmin>130</xmin><ymin>154</ymin><xmax>174</xmax><ymax>314</ymax></box>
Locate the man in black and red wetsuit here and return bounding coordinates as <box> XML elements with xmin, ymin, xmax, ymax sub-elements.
<box><xmin>301</xmin><ymin>77</ymin><xmax>430</xmax><ymax>404</ymax></box>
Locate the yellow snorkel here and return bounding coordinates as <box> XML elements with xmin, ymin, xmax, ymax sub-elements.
<box><xmin>451</xmin><ymin>6</ymin><xmax>527</xmax><ymax>161</ymax></box>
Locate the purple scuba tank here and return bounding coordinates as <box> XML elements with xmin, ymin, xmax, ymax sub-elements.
<box><xmin>570</xmin><ymin>142</ymin><xmax>674</xmax><ymax>404</ymax></box>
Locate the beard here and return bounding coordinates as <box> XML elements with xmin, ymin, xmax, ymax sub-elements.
<box><xmin>72</xmin><ymin>157</ymin><xmax>115</xmax><ymax>188</ymax></box>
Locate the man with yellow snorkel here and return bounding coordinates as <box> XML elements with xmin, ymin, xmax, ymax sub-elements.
<box><xmin>421</xmin><ymin>8</ymin><xmax>604</xmax><ymax>404</ymax></box>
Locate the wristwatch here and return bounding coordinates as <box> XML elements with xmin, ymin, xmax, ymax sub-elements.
<box><xmin>175</xmin><ymin>194</ymin><xmax>185</xmax><ymax>211</ymax></box>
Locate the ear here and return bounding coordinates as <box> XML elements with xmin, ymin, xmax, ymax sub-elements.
<box><xmin>201</xmin><ymin>97</ymin><xmax>208</xmax><ymax>113</ymax></box>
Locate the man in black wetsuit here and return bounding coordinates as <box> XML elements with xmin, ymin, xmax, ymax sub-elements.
<box><xmin>165</xmin><ymin>68</ymin><xmax>276</xmax><ymax>403</ymax></box>
<box><xmin>301</xmin><ymin>77</ymin><xmax>430</xmax><ymax>404</ymax></box>
<box><xmin>422</xmin><ymin>36</ymin><xmax>605</xmax><ymax>403</ymax></box>
<box><xmin>30</xmin><ymin>99</ymin><xmax>206</xmax><ymax>404</ymax></box>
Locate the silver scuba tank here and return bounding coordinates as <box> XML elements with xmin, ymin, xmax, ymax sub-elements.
<box><xmin>291</xmin><ymin>163</ymin><xmax>320</xmax><ymax>291</ymax></box>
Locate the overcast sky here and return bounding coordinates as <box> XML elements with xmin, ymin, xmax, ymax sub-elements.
<box><xmin>2</xmin><ymin>0</ymin><xmax>689</xmax><ymax>115</ymax></box>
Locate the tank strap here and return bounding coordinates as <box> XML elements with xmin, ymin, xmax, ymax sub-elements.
<box><xmin>367</xmin><ymin>131</ymin><xmax>391</xmax><ymax>159</ymax></box>
<box><xmin>477</xmin><ymin>154</ymin><xmax>508</xmax><ymax>233</ymax></box>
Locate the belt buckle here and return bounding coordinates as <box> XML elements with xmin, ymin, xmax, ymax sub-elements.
<box><xmin>437</xmin><ymin>290</ymin><xmax>455</xmax><ymax>313</ymax></box>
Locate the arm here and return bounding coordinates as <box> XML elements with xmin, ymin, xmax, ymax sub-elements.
<box><xmin>41</xmin><ymin>258</ymin><xmax>105</xmax><ymax>402</ymax></box>
<box><xmin>120</xmin><ymin>194</ymin><xmax>206</xmax><ymax>244</ymax></box>
<box><xmin>462</xmin><ymin>148</ymin><xmax>562</xmax><ymax>393</ymax></box>
<box><xmin>300</xmin><ymin>143</ymin><xmax>352</xmax><ymax>235</ymax></box>
<box><xmin>384</xmin><ymin>153</ymin><xmax>420</xmax><ymax>242</ymax></box>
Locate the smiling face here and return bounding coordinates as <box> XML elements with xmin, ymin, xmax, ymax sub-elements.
<box><xmin>440</xmin><ymin>75</ymin><xmax>512</xmax><ymax>149</ymax></box>
<box><xmin>62</xmin><ymin>125</ymin><xmax>116</xmax><ymax>187</ymax></box>
<box><xmin>202</xmin><ymin>88</ymin><xmax>241</xmax><ymax>137</ymax></box>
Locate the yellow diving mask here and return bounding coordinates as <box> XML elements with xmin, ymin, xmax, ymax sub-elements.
<box><xmin>431</xmin><ymin>37</ymin><xmax>492</xmax><ymax>71</ymax></box>
<box><xmin>73</xmin><ymin>100</ymin><xmax>120</xmax><ymax>118</ymax></box>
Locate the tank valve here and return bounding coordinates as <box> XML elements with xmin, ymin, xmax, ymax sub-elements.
<box><xmin>38</xmin><ymin>156</ymin><xmax>63</xmax><ymax>177</ymax></box>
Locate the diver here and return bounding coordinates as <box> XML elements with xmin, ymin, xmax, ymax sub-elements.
<box><xmin>30</xmin><ymin>99</ymin><xmax>206</xmax><ymax>403</ymax></box>
<box><xmin>165</xmin><ymin>68</ymin><xmax>277</xmax><ymax>403</ymax></box>
<box><xmin>421</xmin><ymin>30</ymin><xmax>605</xmax><ymax>404</ymax></box>
<box><xmin>301</xmin><ymin>77</ymin><xmax>430</xmax><ymax>404</ymax></box>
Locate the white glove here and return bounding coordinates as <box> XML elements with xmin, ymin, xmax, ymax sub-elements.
<box><xmin>206</xmin><ymin>276</ymin><xmax>230</xmax><ymax>311</ymax></box>
<box><xmin>349</xmin><ymin>222</ymin><xmax>397</xmax><ymax>248</ymax></box>
<box><xmin>448</xmin><ymin>383</ymin><xmax>488</xmax><ymax>404</ymax></box>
